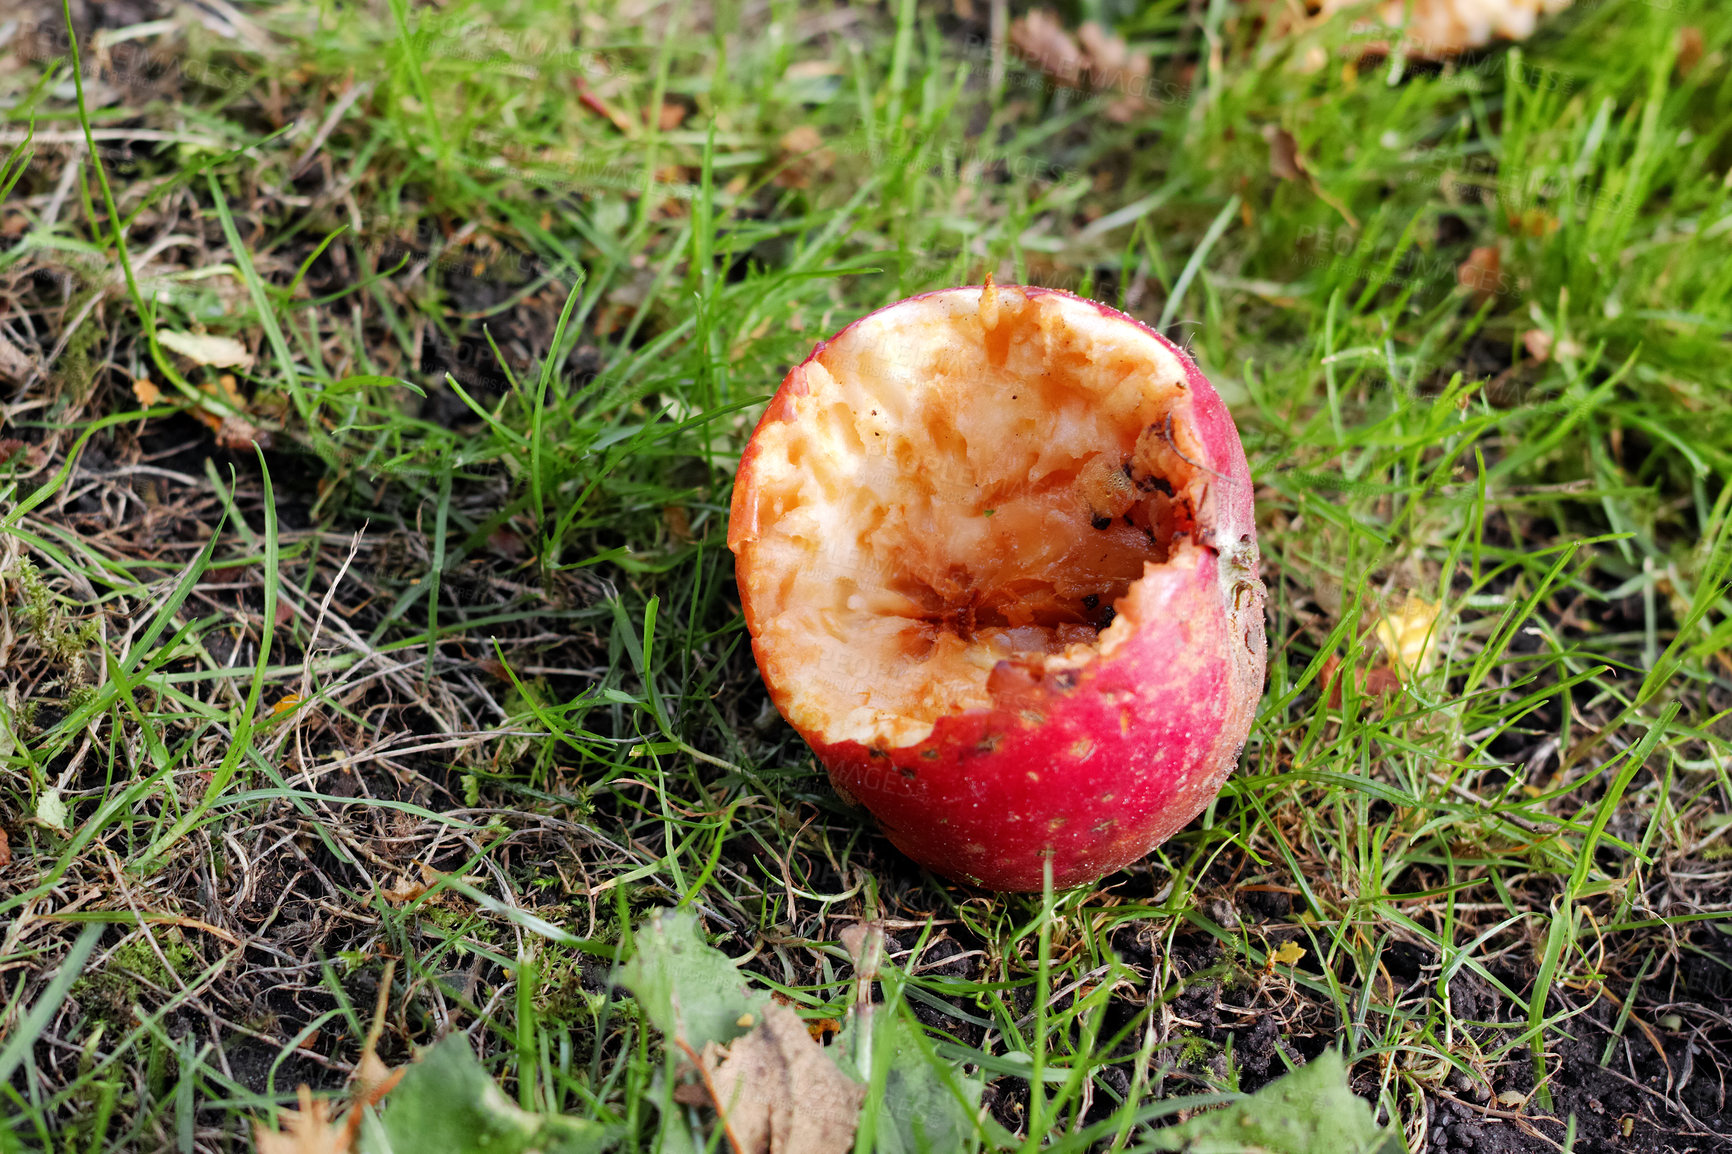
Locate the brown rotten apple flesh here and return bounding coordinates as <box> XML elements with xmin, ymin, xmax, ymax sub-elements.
<box><xmin>728</xmin><ymin>284</ymin><xmax>1266</xmax><ymax>891</ymax></box>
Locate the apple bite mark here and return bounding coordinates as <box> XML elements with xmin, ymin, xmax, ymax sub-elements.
<box><xmin>730</xmin><ymin>285</ymin><xmax>1266</xmax><ymax>890</ymax></box>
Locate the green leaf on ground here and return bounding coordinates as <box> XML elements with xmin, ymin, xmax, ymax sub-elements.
<box><xmin>358</xmin><ymin>1035</ymin><xmax>612</xmax><ymax>1154</ymax></box>
<box><xmin>1148</xmin><ymin>1050</ymin><xmax>1404</xmax><ymax>1154</ymax></box>
<box><xmin>617</xmin><ymin>908</ymin><xmax>772</xmax><ymax>1056</ymax></box>
<box><xmin>865</xmin><ymin>1010</ymin><xmax>983</xmax><ymax>1154</ymax></box>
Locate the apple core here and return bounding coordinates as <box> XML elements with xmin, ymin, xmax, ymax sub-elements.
<box><xmin>729</xmin><ymin>284</ymin><xmax>1265</xmax><ymax>889</ymax></box>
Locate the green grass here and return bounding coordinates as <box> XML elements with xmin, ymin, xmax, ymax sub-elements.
<box><xmin>2</xmin><ymin>0</ymin><xmax>1730</xmax><ymax>1150</ymax></box>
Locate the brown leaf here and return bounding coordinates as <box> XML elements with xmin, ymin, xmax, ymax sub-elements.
<box><xmin>1522</xmin><ymin>328</ymin><xmax>1554</xmax><ymax>363</ymax></box>
<box><xmin>381</xmin><ymin>874</ymin><xmax>428</xmax><ymax>905</ymax></box>
<box><xmin>0</xmin><ymin>828</ymin><xmax>10</xmax><ymax>870</ymax></box>
<box><xmin>673</xmin><ymin>1080</ymin><xmax>712</xmax><ymax>1106</ymax></box>
<box><xmin>253</xmin><ymin>1088</ymin><xmax>348</xmax><ymax>1154</ymax></box>
<box><xmin>1677</xmin><ymin>27</ymin><xmax>1704</xmax><ymax>77</ymax></box>
<box><xmin>775</xmin><ymin>126</ymin><xmax>834</xmax><ymax>189</ymax></box>
<box><xmin>1075</xmin><ymin>21</ymin><xmax>1150</xmax><ymax>122</ymax></box>
<box><xmin>354</xmin><ymin>1049</ymin><xmax>404</xmax><ymax>1108</ymax></box>
<box><xmin>1009</xmin><ymin>9</ymin><xmax>1088</xmax><ymax>88</ymax></box>
<box><xmin>1304</xmin><ymin>0</ymin><xmax>1574</xmax><ymax>57</ymax></box>
<box><xmin>1264</xmin><ymin>126</ymin><xmax>1308</xmax><ymax>182</ymax></box>
<box><xmin>488</xmin><ymin>526</ymin><xmax>529</xmax><ymax>561</ymax></box>
<box><xmin>1363</xmin><ymin>666</ymin><xmax>1405</xmax><ymax>698</ymax></box>
<box><xmin>663</xmin><ymin>505</ymin><xmax>693</xmax><ymax>543</ymax></box>
<box><xmin>1457</xmin><ymin>245</ymin><xmax>1502</xmax><ymax>302</ymax></box>
<box><xmin>215</xmin><ymin>415</ymin><xmax>269</xmax><ymax>452</ymax></box>
<box><xmin>658</xmin><ymin>101</ymin><xmax>689</xmax><ymax>131</ymax></box>
<box><xmin>1319</xmin><ymin>654</ymin><xmax>1404</xmax><ymax>708</ymax></box>
<box><xmin>0</xmin><ymin>331</ymin><xmax>33</xmax><ymax>385</ymax></box>
<box><xmin>699</xmin><ymin>1003</ymin><xmax>864</xmax><ymax>1154</ymax></box>
<box><xmin>780</xmin><ymin>126</ymin><xmax>823</xmax><ymax>154</ymax></box>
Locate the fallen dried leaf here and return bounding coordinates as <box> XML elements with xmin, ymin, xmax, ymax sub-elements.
<box><xmin>779</xmin><ymin>125</ymin><xmax>823</xmax><ymax>154</ymax></box>
<box><xmin>1076</xmin><ymin>21</ymin><xmax>1150</xmax><ymax>122</ymax></box>
<box><xmin>1303</xmin><ymin>0</ymin><xmax>1574</xmax><ymax>56</ymax></box>
<box><xmin>215</xmin><ymin>415</ymin><xmax>270</xmax><ymax>452</ymax></box>
<box><xmin>700</xmin><ymin>1003</ymin><xmax>865</xmax><ymax>1154</ymax></box>
<box><xmin>775</xmin><ymin>126</ymin><xmax>834</xmax><ymax>189</ymax></box>
<box><xmin>254</xmin><ymin>1089</ymin><xmax>346</xmax><ymax>1154</ymax></box>
<box><xmin>158</xmin><ymin>329</ymin><xmax>255</xmax><ymax>368</ymax></box>
<box><xmin>1676</xmin><ymin>27</ymin><xmax>1704</xmax><ymax>77</ymax></box>
<box><xmin>0</xmin><ymin>828</ymin><xmax>10</xmax><ymax>870</ymax></box>
<box><xmin>0</xmin><ymin>332</ymin><xmax>34</xmax><ymax>384</ymax></box>
<box><xmin>1009</xmin><ymin>9</ymin><xmax>1087</xmax><ymax>88</ymax></box>
<box><xmin>1319</xmin><ymin>654</ymin><xmax>1404</xmax><ymax>708</ymax></box>
<box><xmin>664</xmin><ymin>505</ymin><xmax>693</xmax><ymax>543</ymax></box>
<box><xmin>1265</xmin><ymin>125</ymin><xmax>1308</xmax><ymax>182</ymax></box>
<box><xmin>488</xmin><ymin>526</ymin><xmax>529</xmax><ymax>561</ymax></box>
<box><xmin>1457</xmin><ymin>245</ymin><xmax>1503</xmax><ymax>302</ymax></box>
<box><xmin>1010</xmin><ymin>11</ymin><xmax>1156</xmax><ymax>122</ymax></box>
<box><xmin>184</xmin><ymin>374</ymin><xmax>269</xmax><ymax>450</ymax></box>
<box><xmin>1522</xmin><ymin>328</ymin><xmax>1554</xmax><ymax>363</ymax></box>
<box><xmin>381</xmin><ymin>874</ymin><xmax>428</xmax><ymax>905</ymax></box>
<box><xmin>1262</xmin><ymin>124</ymin><xmax>1359</xmax><ymax>226</ymax></box>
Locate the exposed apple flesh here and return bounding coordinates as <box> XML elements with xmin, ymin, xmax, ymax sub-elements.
<box><xmin>728</xmin><ymin>284</ymin><xmax>1266</xmax><ymax>891</ymax></box>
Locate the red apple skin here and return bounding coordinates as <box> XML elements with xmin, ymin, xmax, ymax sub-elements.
<box><xmin>730</xmin><ymin>286</ymin><xmax>1266</xmax><ymax>891</ymax></box>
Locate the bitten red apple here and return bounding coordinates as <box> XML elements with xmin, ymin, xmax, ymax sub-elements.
<box><xmin>728</xmin><ymin>284</ymin><xmax>1266</xmax><ymax>891</ymax></box>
